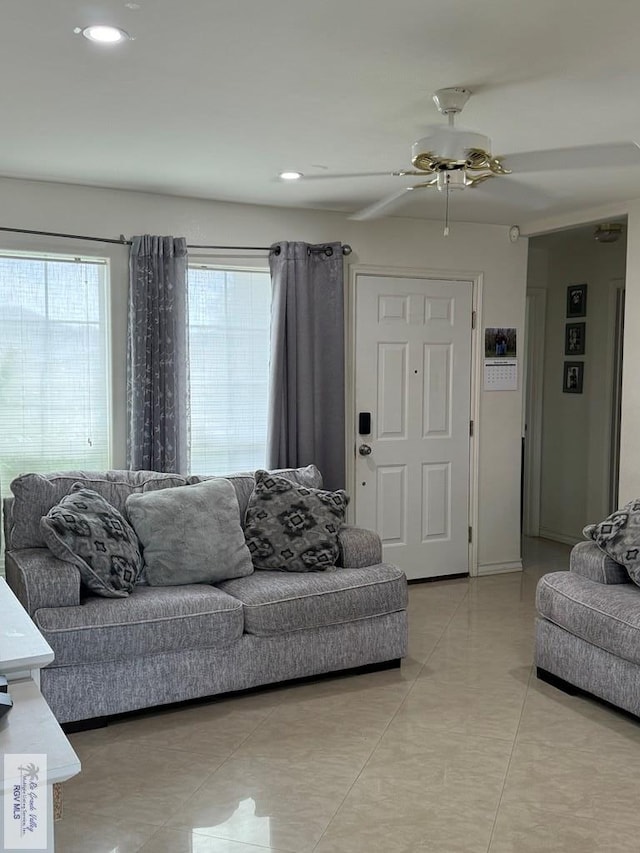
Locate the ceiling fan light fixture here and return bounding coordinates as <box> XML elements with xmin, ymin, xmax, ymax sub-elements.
<box><xmin>594</xmin><ymin>222</ymin><xmax>624</xmax><ymax>243</ymax></box>
<box><xmin>411</xmin><ymin>128</ymin><xmax>492</xmax><ymax>171</ymax></box>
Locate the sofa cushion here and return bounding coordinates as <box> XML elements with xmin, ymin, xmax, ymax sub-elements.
<box><xmin>40</xmin><ymin>486</ymin><xmax>144</xmax><ymax>598</ymax></box>
<box><xmin>126</xmin><ymin>478</ymin><xmax>253</xmax><ymax>586</ymax></box>
<box><xmin>9</xmin><ymin>470</ymin><xmax>187</xmax><ymax>550</ymax></box>
<box><xmin>244</xmin><ymin>470</ymin><xmax>349</xmax><ymax>572</ymax></box>
<box><xmin>217</xmin><ymin>563</ymin><xmax>407</xmax><ymax>636</ymax></box>
<box><xmin>583</xmin><ymin>499</ymin><xmax>640</xmax><ymax>586</ymax></box>
<box><xmin>537</xmin><ymin>571</ymin><xmax>640</xmax><ymax>667</ymax></box>
<box><xmin>34</xmin><ymin>584</ymin><xmax>243</xmax><ymax>666</ymax></box>
<box><xmin>187</xmin><ymin>465</ymin><xmax>323</xmax><ymax>522</ymax></box>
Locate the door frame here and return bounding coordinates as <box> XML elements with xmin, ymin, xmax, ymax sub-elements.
<box><xmin>522</xmin><ymin>286</ymin><xmax>547</xmax><ymax>536</ymax></box>
<box><xmin>605</xmin><ymin>277</ymin><xmax>625</xmax><ymax>513</ymax></box>
<box><xmin>346</xmin><ymin>264</ymin><xmax>483</xmax><ymax>577</ymax></box>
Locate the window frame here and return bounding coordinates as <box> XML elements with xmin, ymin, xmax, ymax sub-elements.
<box><xmin>187</xmin><ymin>260</ymin><xmax>272</xmax><ymax>476</ymax></box>
<box><xmin>0</xmin><ymin>247</ymin><xmax>115</xmax><ymax>474</ymax></box>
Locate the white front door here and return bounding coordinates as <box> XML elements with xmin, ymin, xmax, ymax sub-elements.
<box><xmin>354</xmin><ymin>274</ymin><xmax>473</xmax><ymax>580</ymax></box>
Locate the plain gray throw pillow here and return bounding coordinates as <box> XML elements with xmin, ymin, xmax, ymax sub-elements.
<box><xmin>125</xmin><ymin>478</ymin><xmax>254</xmax><ymax>586</ymax></box>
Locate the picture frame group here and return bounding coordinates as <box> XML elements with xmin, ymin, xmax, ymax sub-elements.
<box><xmin>564</xmin><ymin>284</ymin><xmax>587</xmax><ymax>394</ymax></box>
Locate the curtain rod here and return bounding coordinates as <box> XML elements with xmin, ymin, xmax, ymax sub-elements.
<box><xmin>0</xmin><ymin>226</ymin><xmax>352</xmax><ymax>255</ymax></box>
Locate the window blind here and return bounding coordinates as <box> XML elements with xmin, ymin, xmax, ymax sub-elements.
<box><xmin>188</xmin><ymin>267</ymin><xmax>271</xmax><ymax>475</ymax></box>
<box><xmin>0</xmin><ymin>254</ymin><xmax>111</xmax><ymax>496</ymax></box>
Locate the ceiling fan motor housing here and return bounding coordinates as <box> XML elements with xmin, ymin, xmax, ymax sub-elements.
<box><xmin>412</xmin><ymin>127</ymin><xmax>492</xmax><ymax>171</ymax></box>
<box><xmin>432</xmin><ymin>87</ymin><xmax>472</xmax><ymax>115</ymax></box>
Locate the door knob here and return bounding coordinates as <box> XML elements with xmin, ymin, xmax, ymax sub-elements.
<box><xmin>358</xmin><ymin>443</ymin><xmax>373</xmax><ymax>456</ymax></box>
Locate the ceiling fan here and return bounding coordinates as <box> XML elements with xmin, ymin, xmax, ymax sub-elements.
<box><xmin>293</xmin><ymin>87</ymin><xmax>640</xmax><ymax>231</ymax></box>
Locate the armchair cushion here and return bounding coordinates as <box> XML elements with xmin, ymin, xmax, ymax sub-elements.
<box><xmin>570</xmin><ymin>540</ymin><xmax>630</xmax><ymax>585</ymax></box>
<box><xmin>337</xmin><ymin>526</ymin><xmax>383</xmax><ymax>568</ymax></box>
<box><xmin>537</xmin><ymin>571</ymin><xmax>640</xmax><ymax>667</ymax></box>
<box><xmin>583</xmin><ymin>499</ymin><xmax>640</xmax><ymax>587</ymax></box>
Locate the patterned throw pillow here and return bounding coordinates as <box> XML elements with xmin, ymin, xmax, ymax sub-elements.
<box><xmin>244</xmin><ymin>470</ymin><xmax>349</xmax><ymax>572</ymax></box>
<box><xmin>583</xmin><ymin>499</ymin><xmax>640</xmax><ymax>586</ymax></box>
<box><xmin>40</xmin><ymin>485</ymin><xmax>144</xmax><ymax>598</ymax></box>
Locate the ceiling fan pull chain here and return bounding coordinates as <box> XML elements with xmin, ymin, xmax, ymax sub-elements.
<box><xmin>444</xmin><ymin>175</ymin><xmax>450</xmax><ymax>237</ymax></box>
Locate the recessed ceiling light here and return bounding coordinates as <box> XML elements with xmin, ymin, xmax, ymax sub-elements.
<box><xmin>279</xmin><ymin>171</ymin><xmax>303</xmax><ymax>181</ymax></box>
<box><xmin>79</xmin><ymin>25</ymin><xmax>130</xmax><ymax>44</ymax></box>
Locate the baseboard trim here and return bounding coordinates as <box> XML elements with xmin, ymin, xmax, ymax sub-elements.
<box><xmin>538</xmin><ymin>528</ymin><xmax>581</xmax><ymax>547</ymax></box>
<box><xmin>477</xmin><ymin>560</ymin><xmax>523</xmax><ymax>576</ymax></box>
<box><xmin>408</xmin><ymin>572</ymin><xmax>469</xmax><ymax>585</ymax></box>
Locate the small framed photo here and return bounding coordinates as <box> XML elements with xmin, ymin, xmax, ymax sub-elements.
<box><xmin>563</xmin><ymin>361</ymin><xmax>584</xmax><ymax>394</ymax></box>
<box><xmin>567</xmin><ymin>283</ymin><xmax>587</xmax><ymax>318</ymax></box>
<box><xmin>484</xmin><ymin>327</ymin><xmax>517</xmax><ymax>358</ymax></box>
<box><xmin>565</xmin><ymin>322</ymin><xmax>586</xmax><ymax>356</ymax></box>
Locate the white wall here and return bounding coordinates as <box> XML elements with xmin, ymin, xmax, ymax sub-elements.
<box><xmin>529</xmin><ymin>230</ymin><xmax>626</xmax><ymax>543</ymax></box>
<box><xmin>0</xmin><ymin>176</ymin><xmax>528</xmax><ymax>572</ymax></box>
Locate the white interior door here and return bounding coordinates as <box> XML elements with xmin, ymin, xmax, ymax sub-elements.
<box><xmin>354</xmin><ymin>274</ymin><xmax>473</xmax><ymax>580</ymax></box>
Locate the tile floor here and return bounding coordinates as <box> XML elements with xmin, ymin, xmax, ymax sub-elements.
<box><xmin>56</xmin><ymin>538</ymin><xmax>640</xmax><ymax>852</ymax></box>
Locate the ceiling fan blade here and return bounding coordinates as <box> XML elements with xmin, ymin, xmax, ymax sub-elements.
<box><xmin>299</xmin><ymin>171</ymin><xmax>400</xmax><ymax>181</ymax></box>
<box><xmin>349</xmin><ymin>185</ymin><xmax>428</xmax><ymax>221</ymax></box>
<box><xmin>473</xmin><ymin>175</ymin><xmax>552</xmax><ymax>210</ymax></box>
<box><xmin>501</xmin><ymin>141</ymin><xmax>640</xmax><ymax>174</ymax></box>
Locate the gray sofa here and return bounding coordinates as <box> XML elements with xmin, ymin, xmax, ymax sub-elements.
<box><xmin>3</xmin><ymin>467</ymin><xmax>408</xmax><ymax>725</ymax></box>
<box><xmin>535</xmin><ymin>540</ymin><xmax>640</xmax><ymax>715</ymax></box>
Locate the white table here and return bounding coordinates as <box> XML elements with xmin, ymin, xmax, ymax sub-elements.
<box><xmin>0</xmin><ymin>578</ymin><xmax>81</xmax><ymax>852</ymax></box>
<box><xmin>0</xmin><ymin>578</ymin><xmax>55</xmax><ymax>686</ymax></box>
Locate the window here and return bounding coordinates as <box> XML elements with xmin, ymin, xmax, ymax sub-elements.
<box><xmin>188</xmin><ymin>266</ymin><xmax>271</xmax><ymax>475</ymax></box>
<box><xmin>0</xmin><ymin>253</ymin><xmax>111</xmax><ymax>493</ymax></box>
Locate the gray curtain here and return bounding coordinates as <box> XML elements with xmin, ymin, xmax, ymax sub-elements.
<box><xmin>127</xmin><ymin>235</ymin><xmax>190</xmax><ymax>474</ymax></box>
<box><xmin>267</xmin><ymin>241</ymin><xmax>345</xmax><ymax>490</ymax></box>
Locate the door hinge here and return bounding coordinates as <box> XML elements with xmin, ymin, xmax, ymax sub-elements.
<box><xmin>469</xmin><ymin>419</ymin><xmax>474</xmax><ymax>437</ymax></box>
<box><xmin>471</xmin><ymin>310</ymin><xmax>477</xmax><ymax>330</ymax></box>
<box><xmin>468</xmin><ymin>526</ymin><xmax>473</xmax><ymax>543</ymax></box>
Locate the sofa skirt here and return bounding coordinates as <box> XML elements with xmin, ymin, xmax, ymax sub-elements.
<box><xmin>42</xmin><ymin>610</ymin><xmax>408</xmax><ymax>723</ymax></box>
<box><xmin>535</xmin><ymin>617</ymin><xmax>640</xmax><ymax>717</ymax></box>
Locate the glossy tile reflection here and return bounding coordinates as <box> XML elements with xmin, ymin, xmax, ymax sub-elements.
<box><xmin>55</xmin><ymin>537</ymin><xmax>640</xmax><ymax>853</ymax></box>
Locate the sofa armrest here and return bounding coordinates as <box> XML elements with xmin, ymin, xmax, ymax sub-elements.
<box><xmin>569</xmin><ymin>540</ymin><xmax>630</xmax><ymax>585</ymax></box>
<box><xmin>337</xmin><ymin>525</ymin><xmax>383</xmax><ymax>568</ymax></box>
<box><xmin>5</xmin><ymin>549</ymin><xmax>81</xmax><ymax>616</ymax></box>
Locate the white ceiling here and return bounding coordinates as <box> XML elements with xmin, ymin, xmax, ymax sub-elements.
<box><xmin>3</xmin><ymin>0</ymin><xmax>640</xmax><ymax>225</ymax></box>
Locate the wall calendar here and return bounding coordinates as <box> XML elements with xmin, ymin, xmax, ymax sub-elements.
<box><xmin>483</xmin><ymin>327</ymin><xmax>518</xmax><ymax>391</ymax></box>
<box><xmin>484</xmin><ymin>359</ymin><xmax>518</xmax><ymax>391</ymax></box>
